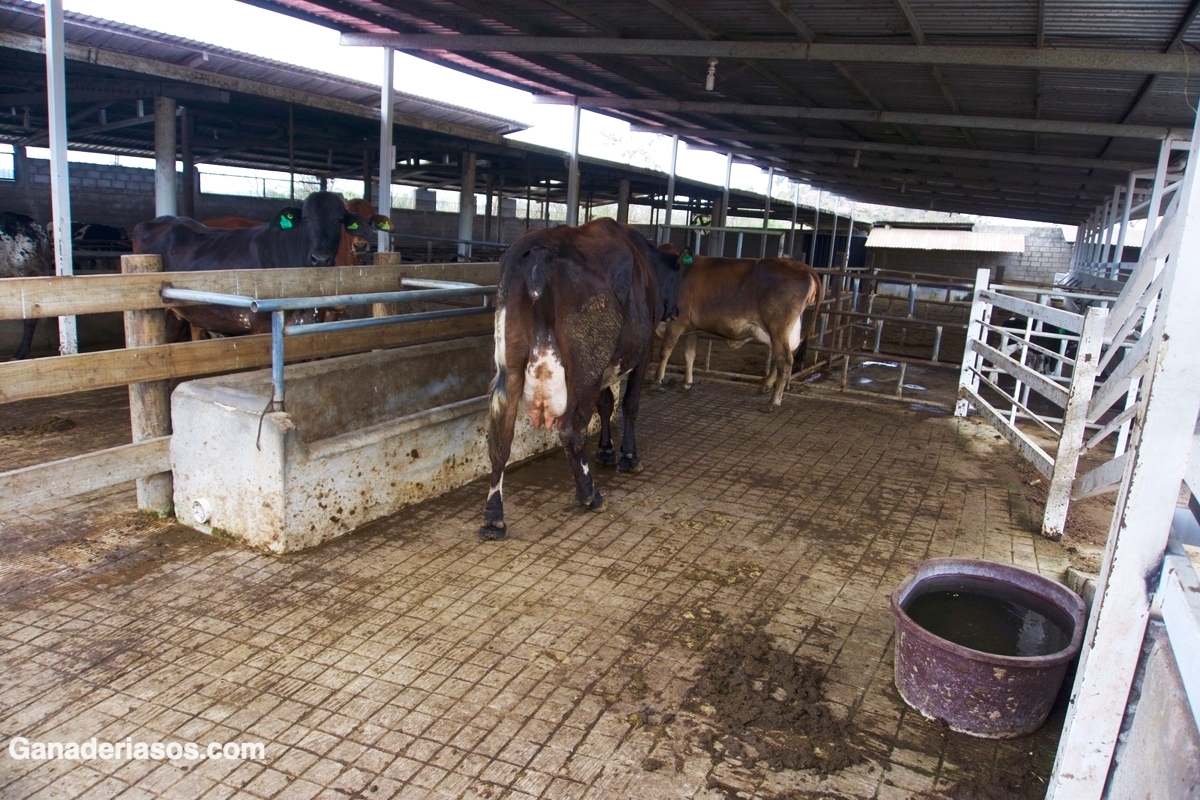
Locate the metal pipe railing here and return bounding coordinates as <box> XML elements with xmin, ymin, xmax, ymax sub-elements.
<box><xmin>160</xmin><ymin>279</ymin><xmax>496</xmax><ymax>411</ymax></box>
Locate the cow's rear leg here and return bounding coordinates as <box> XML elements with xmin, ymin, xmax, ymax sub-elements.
<box><xmin>481</xmin><ymin>365</ymin><xmax>526</xmax><ymax>541</ymax></box>
<box><xmin>595</xmin><ymin>386</ymin><xmax>617</xmax><ymax>466</ymax></box>
<box><xmin>12</xmin><ymin>319</ymin><xmax>37</xmax><ymax>360</ymax></box>
<box><xmin>561</xmin><ymin>398</ymin><xmax>605</xmax><ymax>511</ymax></box>
<box><xmin>616</xmin><ymin>361</ymin><xmax>649</xmax><ymax>473</ymax></box>
<box><xmin>655</xmin><ymin>322</ymin><xmax>685</xmax><ymax>388</ymax></box>
<box><xmin>766</xmin><ymin>336</ymin><xmax>794</xmax><ymax>410</ymax></box>
<box><xmin>683</xmin><ymin>333</ymin><xmax>698</xmax><ymax>388</ymax></box>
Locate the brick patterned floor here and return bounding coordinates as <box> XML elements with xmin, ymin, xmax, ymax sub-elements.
<box><xmin>1</xmin><ymin>381</ymin><xmax>1073</xmax><ymax>799</ymax></box>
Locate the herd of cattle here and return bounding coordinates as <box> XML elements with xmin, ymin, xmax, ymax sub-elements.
<box><xmin>2</xmin><ymin>194</ymin><xmax>827</xmax><ymax>540</ymax></box>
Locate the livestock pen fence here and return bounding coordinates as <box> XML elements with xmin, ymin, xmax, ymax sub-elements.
<box><xmin>955</xmin><ymin>187</ymin><xmax>1181</xmax><ymax>540</ymax></box>
<box><xmin>0</xmin><ymin>257</ymin><xmax>501</xmax><ymax>516</ymax></box>
<box><xmin>659</xmin><ymin>265</ymin><xmax>972</xmax><ymax>406</ymax></box>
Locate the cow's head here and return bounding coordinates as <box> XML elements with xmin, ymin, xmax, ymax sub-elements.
<box><xmin>295</xmin><ymin>192</ymin><xmax>374</xmax><ymax>266</ymax></box>
<box><xmin>341</xmin><ymin>199</ymin><xmax>394</xmax><ymax>254</ymax></box>
<box><xmin>652</xmin><ymin>243</ymin><xmax>686</xmax><ymax>322</ymax></box>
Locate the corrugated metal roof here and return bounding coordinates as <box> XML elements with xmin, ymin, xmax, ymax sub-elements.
<box><xmin>866</xmin><ymin>228</ymin><xmax>1026</xmax><ymax>252</ymax></box>
<box><xmin>0</xmin><ymin>0</ymin><xmax>526</xmax><ymax>137</ymax></box>
<box><xmin>246</xmin><ymin>0</ymin><xmax>1200</xmax><ymax>225</ymax></box>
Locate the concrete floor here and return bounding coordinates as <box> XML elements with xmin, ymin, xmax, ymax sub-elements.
<box><xmin>1</xmin><ymin>380</ymin><xmax>1078</xmax><ymax>799</ymax></box>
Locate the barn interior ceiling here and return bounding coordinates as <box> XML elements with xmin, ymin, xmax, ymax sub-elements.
<box><xmin>0</xmin><ymin>0</ymin><xmax>802</xmax><ymax>223</ymax></box>
<box><xmin>246</xmin><ymin>0</ymin><xmax>1200</xmax><ymax>225</ymax></box>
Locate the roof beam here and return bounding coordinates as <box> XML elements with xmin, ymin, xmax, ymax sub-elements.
<box><xmin>340</xmin><ymin>33</ymin><xmax>1194</xmax><ymax>73</ymax></box>
<box><xmin>540</xmin><ymin>96</ymin><xmax>1186</xmax><ymax>139</ymax></box>
<box><xmin>628</xmin><ymin>124</ymin><xmax>1150</xmax><ymax>171</ymax></box>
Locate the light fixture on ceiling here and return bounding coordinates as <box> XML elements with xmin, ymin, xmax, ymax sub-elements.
<box><xmin>705</xmin><ymin>58</ymin><xmax>718</xmax><ymax>91</ymax></box>
<box><xmin>853</xmin><ymin>150</ymin><xmax>861</xmax><ymax>168</ymax></box>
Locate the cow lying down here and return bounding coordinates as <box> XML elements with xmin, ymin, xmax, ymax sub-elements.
<box><xmin>654</xmin><ymin>246</ymin><xmax>822</xmax><ymax>409</ymax></box>
<box><xmin>481</xmin><ymin>218</ymin><xmax>681</xmax><ymax>541</ymax></box>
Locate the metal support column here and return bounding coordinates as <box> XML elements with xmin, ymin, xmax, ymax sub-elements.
<box><xmin>787</xmin><ymin>182</ymin><xmax>799</xmax><ymax>257</ymax></box>
<box><xmin>378</xmin><ymin>47</ymin><xmax>395</xmax><ymax>253</ymax></box>
<box><xmin>842</xmin><ymin>207</ymin><xmax>855</xmax><ymax>269</ymax></box>
<box><xmin>180</xmin><ymin>106</ymin><xmax>195</xmax><ymax>218</ymax></box>
<box><xmin>662</xmin><ymin>134</ymin><xmax>679</xmax><ymax>243</ymax></box>
<box><xmin>826</xmin><ymin>197</ymin><xmax>840</xmax><ymax>269</ymax></box>
<box><xmin>566</xmin><ymin>102</ymin><xmax>581</xmax><ymax>226</ymax></box>
<box><xmin>44</xmin><ymin>0</ymin><xmax>75</xmax><ymax>355</ymax></box>
<box><xmin>718</xmin><ymin>152</ymin><xmax>732</xmax><ymax>255</ymax></box>
<box><xmin>1113</xmin><ymin>170</ymin><xmax>1136</xmax><ymax>264</ymax></box>
<box><xmin>809</xmin><ymin>190</ymin><xmax>822</xmax><ymax>266</ymax></box>
<box><xmin>1144</xmin><ymin>137</ymin><xmax>1173</xmax><ymax>243</ymax></box>
<box><xmin>617</xmin><ymin>178</ymin><xmax>630</xmax><ymax>224</ymax></box>
<box><xmin>760</xmin><ymin>166</ymin><xmax>774</xmax><ymax>258</ymax></box>
<box><xmin>458</xmin><ymin>151</ymin><xmax>477</xmax><ymax>259</ymax></box>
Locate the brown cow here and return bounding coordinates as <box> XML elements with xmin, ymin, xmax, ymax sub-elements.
<box><xmin>480</xmin><ymin>218</ymin><xmax>681</xmax><ymax>541</ymax></box>
<box><xmin>337</xmin><ymin>199</ymin><xmax>393</xmax><ymax>266</ymax></box>
<box><xmin>654</xmin><ymin>247</ymin><xmax>821</xmax><ymax>410</ymax></box>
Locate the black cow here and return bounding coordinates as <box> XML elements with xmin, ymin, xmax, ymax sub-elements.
<box><xmin>133</xmin><ymin>193</ymin><xmax>370</xmax><ymax>338</ymax></box>
<box><xmin>1</xmin><ymin>212</ymin><xmax>53</xmax><ymax>359</ymax></box>
<box><xmin>480</xmin><ymin>218</ymin><xmax>681</xmax><ymax>541</ymax></box>
<box><xmin>72</xmin><ymin>223</ymin><xmax>130</xmax><ymax>248</ymax></box>
<box><xmin>132</xmin><ymin>192</ymin><xmax>368</xmax><ymax>271</ymax></box>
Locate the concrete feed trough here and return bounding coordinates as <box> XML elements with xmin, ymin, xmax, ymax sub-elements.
<box><xmin>170</xmin><ymin>336</ymin><xmax>559</xmax><ymax>552</ymax></box>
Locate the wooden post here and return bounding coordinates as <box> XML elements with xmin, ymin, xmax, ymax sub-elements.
<box><xmin>121</xmin><ymin>254</ymin><xmax>172</xmax><ymax>515</ymax></box>
<box><xmin>373</xmin><ymin>251</ymin><xmax>403</xmax><ymax>317</ymax></box>
<box><xmin>955</xmin><ymin>268</ymin><xmax>991</xmax><ymax>418</ymax></box>
<box><xmin>617</xmin><ymin>178</ymin><xmax>631</xmax><ymax>224</ymax></box>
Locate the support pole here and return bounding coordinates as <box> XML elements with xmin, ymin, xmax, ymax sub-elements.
<box><xmin>458</xmin><ymin>151</ymin><xmax>477</xmax><ymax>259</ymax></box>
<box><xmin>787</xmin><ymin>182</ymin><xmax>799</xmax><ymax>257</ymax></box>
<box><xmin>1113</xmin><ymin>170</ymin><xmax>1135</xmax><ymax>264</ymax></box>
<box><xmin>121</xmin><ymin>254</ymin><xmax>172</xmax><ymax>514</ymax></box>
<box><xmin>484</xmin><ymin>172</ymin><xmax>494</xmax><ymax>242</ymax></box>
<box><xmin>44</xmin><ymin>0</ymin><xmax>75</xmax><ymax>355</ymax></box>
<box><xmin>180</xmin><ymin>106</ymin><xmax>195</xmax><ymax>218</ymax></box>
<box><xmin>373</xmin><ymin>251</ymin><xmax>402</xmax><ymax>317</ymax></box>
<box><xmin>616</xmin><ymin>178</ymin><xmax>630</xmax><ymax>224</ymax></box>
<box><xmin>378</xmin><ymin>47</ymin><xmax>394</xmax><ymax>253</ymax></box>
<box><xmin>827</xmin><ymin>197</ymin><xmax>840</xmax><ymax>269</ymax></box>
<box><xmin>718</xmin><ymin>152</ymin><xmax>732</xmax><ymax>255</ymax></box>
<box><xmin>362</xmin><ymin>148</ymin><xmax>372</xmax><ymax>205</ymax></box>
<box><xmin>154</xmin><ymin>95</ymin><xmax>177</xmax><ymax>217</ymax></box>
<box><xmin>566</xmin><ymin>101</ymin><xmax>581</xmax><ymax>226</ymax></box>
<box><xmin>760</xmin><ymin>166</ymin><xmax>774</xmax><ymax>258</ymax></box>
<box><xmin>288</xmin><ymin>103</ymin><xmax>295</xmax><ymax>202</ymax></box>
<box><xmin>842</xmin><ymin>207</ymin><xmax>855</xmax><ymax>268</ymax></box>
<box><xmin>1143</xmin><ymin>137</ymin><xmax>1172</xmax><ymax>243</ymax></box>
<box><xmin>809</xmin><ymin>189</ymin><xmax>822</xmax><ymax>265</ymax></box>
<box><xmin>662</xmin><ymin>134</ymin><xmax>678</xmax><ymax>243</ymax></box>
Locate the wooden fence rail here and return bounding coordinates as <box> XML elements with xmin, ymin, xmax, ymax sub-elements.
<box><xmin>1</xmin><ymin>260</ymin><xmax>501</xmax><ymax>516</ymax></box>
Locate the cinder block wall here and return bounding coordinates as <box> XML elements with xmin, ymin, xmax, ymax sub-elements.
<box><xmin>864</xmin><ymin>226</ymin><xmax>1072</xmax><ymax>286</ymax></box>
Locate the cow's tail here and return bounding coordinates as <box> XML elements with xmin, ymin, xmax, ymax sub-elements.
<box><xmin>490</xmin><ymin>307</ymin><xmax>508</xmax><ymax>419</ymax></box>
<box><xmin>799</xmin><ymin>271</ymin><xmax>824</xmax><ymax>367</ymax></box>
<box><xmin>524</xmin><ymin>245</ymin><xmax>553</xmax><ymax>302</ymax></box>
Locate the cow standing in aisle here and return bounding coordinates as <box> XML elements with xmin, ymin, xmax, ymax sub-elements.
<box><xmin>480</xmin><ymin>218</ymin><xmax>681</xmax><ymax>541</ymax></box>
<box><xmin>1</xmin><ymin>212</ymin><xmax>53</xmax><ymax>360</ymax></box>
<box><xmin>654</xmin><ymin>247</ymin><xmax>822</xmax><ymax>409</ymax></box>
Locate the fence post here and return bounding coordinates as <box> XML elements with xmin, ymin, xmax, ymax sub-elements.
<box><xmin>121</xmin><ymin>253</ymin><xmax>173</xmax><ymax>515</ymax></box>
<box><xmin>955</xmin><ymin>268</ymin><xmax>991</xmax><ymax>417</ymax></box>
<box><xmin>1042</xmin><ymin>306</ymin><xmax>1108</xmax><ymax>540</ymax></box>
<box><xmin>374</xmin><ymin>251</ymin><xmax>403</xmax><ymax>317</ymax></box>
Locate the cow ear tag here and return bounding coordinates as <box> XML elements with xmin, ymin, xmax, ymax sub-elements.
<box><xmin>377</xmin><ymin>218</ymin><xmax>393</xmax><ymax>231</ymax></box>
<box><xmin>346</xmin><ymin>221</ymin><xmax>360</xmax><ymax>230</ymax></box>
<box><xmin>279</xmin><ymin>212</ymin><xmax>294</xmax><ymax>230</ymax></box>
<box><xmin>680</xmin><ymin>250</ymin><xmax>694</xmax><ymax>266</ymax></box>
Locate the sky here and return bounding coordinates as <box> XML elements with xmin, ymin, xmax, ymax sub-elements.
<box><xmin>44</xmin><ymin>0</ymin><xmax>1078</xmax><ymax>233</ymax></box>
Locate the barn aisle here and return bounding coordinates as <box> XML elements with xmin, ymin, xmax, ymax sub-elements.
<box><xmin>1</xmin><ymin>382</ymin><xmax>1077</xmax><ymax>799</ymax></box>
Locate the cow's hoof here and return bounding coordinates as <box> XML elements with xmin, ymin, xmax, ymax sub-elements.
<box><xmin>588</xmin><ymin>492</ymin><xmax>607</xmax><ymax>512</ymax></box>
<box><xmin>764</xmin><ymin>402</ymin><xmax>780</xmax><ymax>413</ymax></box>
<box><xmin>684</xmin><ymin>382</ymin><xmax>693</xmax><ymax>390</ymax></box>
<box><xmin>479</xmin><ymin>521</ymin><xmax>507</xmax><ymax>541</ymax></box>
<box><xmin>596</xmin><ymin>447</ymin><xmax>617</xmax><ymax>467</ymax></box>
<box><xmin>655</xmin><ymin>382</ymin><xmax>667</xmax><ymax>392</ymax></box>
<box><xmin>617</xmin><ymin>455</ymin><xmax>643</xmax><ymax>474</ymax></box>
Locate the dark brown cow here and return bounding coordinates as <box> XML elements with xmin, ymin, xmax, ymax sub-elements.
<box><xmin>1</xmin><ymin>212</ymin><xmax>53</xmax><ymax>359</ymax></box>
<box><xmin>337</xmin><ymin>199</ymin><xmax>393</xmax><ymax>266</ymax></box>
<box><xmin>654</xmin><ymin>247</ymin><xmax>821</xmax><ymax>409</ymax></box>
<box><xmin>481</xmin><ymin>218</ymin><xmax>681</xmax><ymax>541</ymax></box>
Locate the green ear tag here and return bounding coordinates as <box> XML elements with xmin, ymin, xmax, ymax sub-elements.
<box><xmin>279</xmin><ymin>214</ymin><xmax>294</xmax><ymax>230</ymax></box>
<box><xmin>681</xmin><ymin>252</ymin><xmax>694</xmax><ymax>265</ymax></box>
<box><xmin>347</xmin><ymin>221</ymin><xmax>360</xmax><ymax>230</ymax></box>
